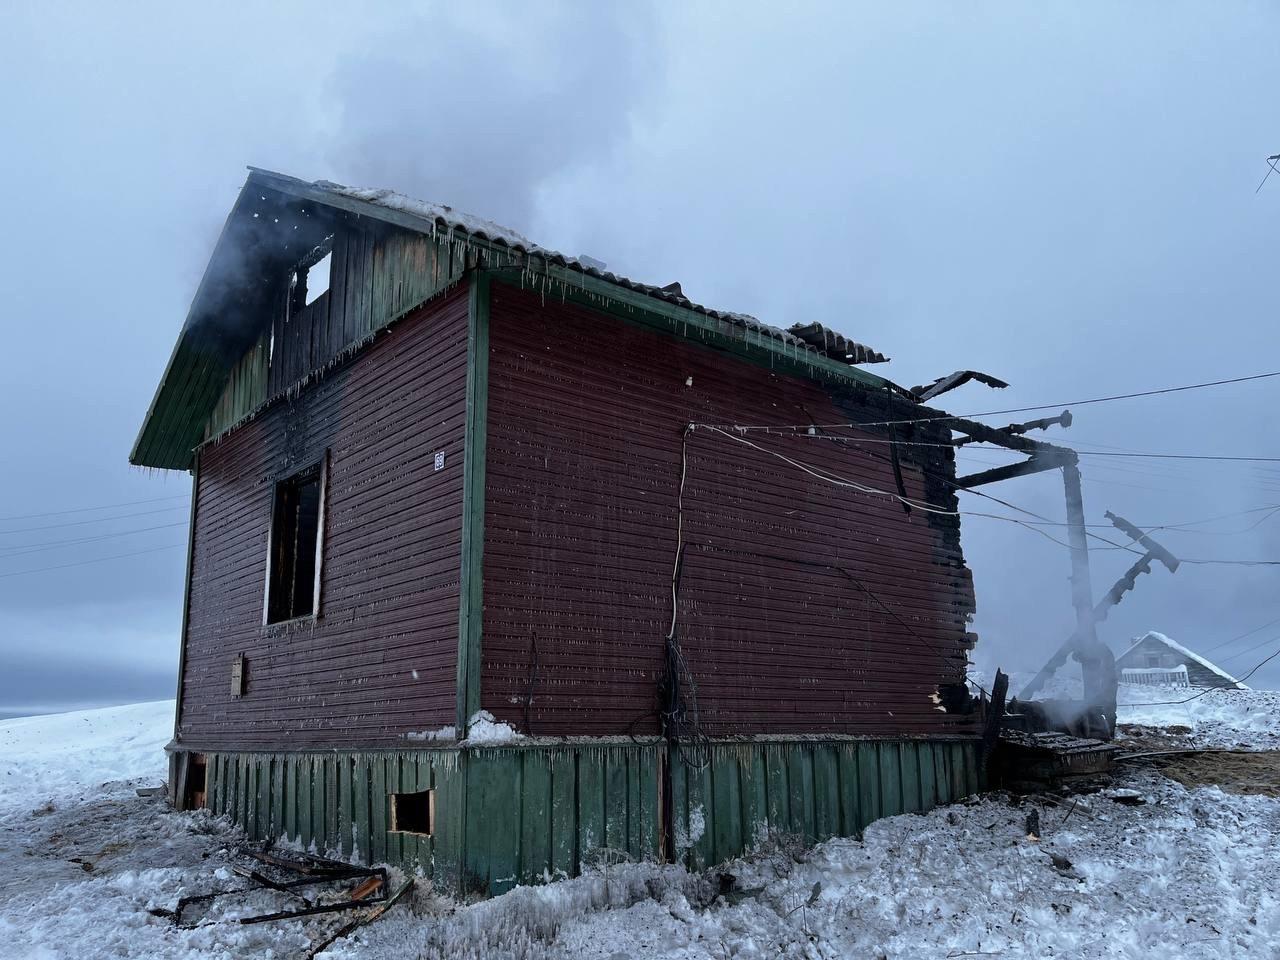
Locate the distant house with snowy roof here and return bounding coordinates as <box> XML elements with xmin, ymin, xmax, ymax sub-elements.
<box><xmin>1116</xmin><ymin>631</ymin><xmax>1247</xmax><ymax>690</ymax></box>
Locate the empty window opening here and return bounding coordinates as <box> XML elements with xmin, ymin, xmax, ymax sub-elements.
<box><xmin>305</xmin><ymin>251</ymin><xmax>332</xmax><ymax>305</ymax></box>
<box><xmin>266</xmin><ymin>461</ymin><xmax>325</xmax><ymax>624</ymax></box>
<box><xmin>285</xmin><ymin>240</ymin><xmax>334</xmax><ymax>316</ymax></box>
<box><xmin>390</xmin><ymin>789</ymin><xmax>435</xmax><ymax>836</ymax></box>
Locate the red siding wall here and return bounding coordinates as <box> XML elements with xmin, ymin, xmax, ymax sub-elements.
<box><xmin>481</xmin><ymin>284</ymin><xmax>977</xmax><ymax>737</ymax></box>
<box><xmin>177</xmin><ymin>285</ymin><xmax>469</xmax><ymax>750</ymax></box>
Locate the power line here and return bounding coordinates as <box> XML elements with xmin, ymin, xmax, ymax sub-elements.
<box><xmin>1079</xmin><ymin>451</ymin><xmax>1280</xmax><ymax>463</ymax></box>
<box><xmin>938</xmin><ymin>502</ymin><xmax>1280</xmax><ymax>535</ymax></box>
<box><xmin>1146</xmin><ymin>504</ymin><xmax>1280</xmax><ymax>535</ymax></box>
<box><xmin>697</xmin><ymin>425</ymin><xmax>1123</xmax><ymax>551</ymax></box>
<box><xmin>1200</xmin><ymin>615</ymin><xmax>1280</xmax><ymax>655</ymax></box>
<box><xmin>0</xmin><ymin>494</ymin><xmax>189</xmax><ymax>523</ymax></box>
<box><xmin>1117</xmin><ymin>641</ymin><xmax>1280</xmax><ymax>706</ymax></box>
<box><xmin>0</xmin><ymin>505</ymin><xmax>189</xmax><ymax>535</ymax></box>
<box><xmin>0</xmin><ymin>543</ymin><xmax>184</xmax><ymax>580</ymax></box>
<box><xmin>1178</xmin><ymin>557</ymin><xmax>1280</xmax><ymax>567</ymax></box>
<box><xmin>0</xmin><ymin>522</ymin><xmax>190</xmax><ymax>560</ymax></box>
<box><xmin>707</xmin><ymin>368</ymin><xmax>1280</xmax><ymax>432</ymax></box>
<box><xmin>1218</xmin><ymin>632</ymin><xmax>1280</xmax><ymax>665</ymax></box>
<box><xmin>766</xmin><ymin>428</ymin><xmax>1280</xmax><ymax>464</ymax></box>
<box><xmin>888</xmin><ymin>368</ymin><xmax>1280</xmax><ymax>423</ymax></box>
<box><xmin>703</xmin><ymin>426</ymin><xmax>1280</xmax><ymax>569</ymax></box>
<box><xmin>1255</xmin><ymin>154</ymin><xmax>1280</xmax><ymax>194</ymax></box>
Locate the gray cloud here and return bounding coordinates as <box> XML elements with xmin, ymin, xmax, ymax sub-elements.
<box><xmin>2</xmin><ymin>2</ymin><xmax>1278</xmax><ymax>716</ymax></box>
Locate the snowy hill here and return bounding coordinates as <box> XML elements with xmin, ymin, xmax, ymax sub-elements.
<box><xmin>0</xmin><ymin>700</ymin><xmax>172</xmax><ymax>820</ymax></box>
<box><xmin>1</xmin><ymin>698</ymin><xmax>1277</xmax><ymax>958</ymax></box>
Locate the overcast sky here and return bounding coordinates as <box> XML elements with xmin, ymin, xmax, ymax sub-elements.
<box><xmin>2</xmin><ymin>2</ymin><xmax>1279</xmax><ymax>717</ymax></box>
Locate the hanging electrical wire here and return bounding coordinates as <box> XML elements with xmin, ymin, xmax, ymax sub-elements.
<box><xmin>1200</xmin><ymin>615</ymin><xmax>1280</xmax><ymax>656</ymax></box>
<box><xmin>697</xmin><ymin>425</ymin><xmax>1130</xmax><ymax>552</ymax></box>
<box><xmin>0</xmin><ymin>505</ymin><xmax>189</xmax><ymax>536</ymax></box>
<box><xmin>1218</xmin><ymin>632</ymin><xmax>1280</xmax><ymax>665</ymax></box>
<box><xmin>659</xmin><ymin>425</ymin><xmax>711</xmax><ymax>770</ymax></box>
<box><xmin>0</xmin><ymin>494</ymin><xmax>189</xmax><ymax>523</ymax></box>
<box><xmin>702</xmin><ymin>425</ymin><xmax>1280</xmax><ymax>566</ymax></box>
<box><xmin>1116</xmin><ymin>642</ymin><xmax>1280</xmax><ymax>706</ymax></box>
<box><xmin>703</xmin><ymin>368</ymin><xmax>1280</xmax><ymax>432</ymax></box>
<box><xmin>0</xmin><ymin>543</ymin><xmax>184</xmax><ymax>579</ymax></box>
<box><xmin>0</xmin><ymin>521</ymin><xmax>190</xmax><ymax>560</ymax></box>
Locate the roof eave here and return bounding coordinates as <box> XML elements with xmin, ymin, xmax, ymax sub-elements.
<box><xmin>130</xmin><ymin>178</ymin><xmax>262</xmax><ymax>471</ymax></box>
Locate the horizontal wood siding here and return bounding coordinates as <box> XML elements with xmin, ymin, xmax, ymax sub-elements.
<box><xmin>205</xmin><ymin>224</ymin><xmax>466</xmax><ymax>441</ymax></box>
<box><xmin>481</xmin><ymin>283</ymin><xmax>977</xmax><ymax>738</ymax></box>
<box><xmin>1117</xmin><ymin>635</ymin><xmax>1237</xmax><ymax>688</ymax></box>
<box><xmin>177</xmin><ymin>285</ymin><xmax>470</xmax><ymax>750</ymax></box>
<box><xmin>265</xmin><ymin>226</ymin><xmax>467</xmax><ymax>399</ymax></box>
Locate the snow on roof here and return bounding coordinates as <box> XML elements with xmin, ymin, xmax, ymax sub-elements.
<box><xmin>1119</xmin><ymin>631</ymin><xmax>1247</xmax><ymax>689</ymax></box>
<box><xmin>325</xmin><ymin>182</ymin><xmax>537</xmax><ymax>250</ymax></box>
<box><xmin>265</xmin><ymin>170</ymin><xmax>889</xmax><ymax>369</ymax></box>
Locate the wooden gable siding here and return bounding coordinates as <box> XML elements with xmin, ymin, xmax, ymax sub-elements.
<box><xmin>177</xmin><ymin>285</ymin><xmax>471</xmax><ymax>750</ymax></box>
<box><xmin>205</xmin><ymin>225</ymin><xmax>468</xmax><ymax>441</ymax></box>
<box><xmin>1117</xmin><ymin>636</ymin><xmax>1236</xmax><ymax>688</ymax></box>
<box><xmin>480</xmin><ymin>283</ymin><xmax>977</xmax><ymax>738</ymax></box>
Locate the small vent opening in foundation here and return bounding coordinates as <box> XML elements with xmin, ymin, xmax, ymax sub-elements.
<box><xmin>390</xmin><ymin>789</ymin><xmax>435</xmax><ymax>836</ymax></box>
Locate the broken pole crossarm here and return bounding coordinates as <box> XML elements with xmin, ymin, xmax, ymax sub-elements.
<box><xmin>1106</xmin><ymin>511</ymin><xmax>1180</xmax><ymax>573</ymax></box>
<box><xmin>1092</xmin><ymin>555</ymin><xmax>1154</xmax><ymax>624</ymax></box>
<box><xmin>1019</xmin><ymin>512</ymin><xmax>1181</xmax><ymax>700</ymax></box>
<box><xmin>1090</xmin><ymin>513</ymin><xmax>1180</xmax><ymax>625</ymax></box>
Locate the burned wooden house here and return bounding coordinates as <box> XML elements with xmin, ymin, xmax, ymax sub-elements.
<box><xmin>133</xmin><ymin>168</ymin><xmax>992</xmax><ymax>894</ymax></box>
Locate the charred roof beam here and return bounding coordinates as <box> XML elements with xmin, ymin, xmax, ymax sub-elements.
<box><xmin>955</xmin><ymin>454</ymin><xmax>1063</xmax><ymax>489</ymax></box>
<box><xmin>954</xmin><ymin>410</ymin><xmax>1073</xmax><ymax>446</ymax></box>
<box><xmin>946</xmin><ymin>413</ymin><xmax>1077</xmax><ymax>460</ymax></box>
<box><xmin>911</xmin><ymin>370</ymin><xmax>1009</xmax><ymax>402</ymax></box>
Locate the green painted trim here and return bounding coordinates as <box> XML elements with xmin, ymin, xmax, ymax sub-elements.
<box><xmin>172</xmin><ymin>455</ymin><xmax>200</xmax><ymax>739</ymax></box>
<box><xmin>486</xmin><ymin>266</ymin><xmax>891</xmax><ymax>393</ymax></box>
<box><xmin>456</xmin><ymin>271</ymin><xmax>490</xmax><ymax>736</ymax></box>
<box><xmin>187</xmin><ymin>738</ymin><xmax>978</xmax><ymax>896</ymax></box>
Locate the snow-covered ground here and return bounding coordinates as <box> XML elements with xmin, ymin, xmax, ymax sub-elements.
<box><xmin>2</xmin><ymin>694</ymin><xmax>1277</xmax><ymax>959</ymax></box>
<box><xmin>0</xmin><ymin>700</ymin><xmax>173</xmax><ymax>820</ymax></box>
<box><xmin>1116</xmin><ymin>683</ymin><xmax>1280</xmax><ymax>750</ymax></box>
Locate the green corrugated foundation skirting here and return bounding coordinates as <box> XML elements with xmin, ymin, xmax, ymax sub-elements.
<box><xmin>179</xmin><ymin>738</ymin><xmax>980</xmax><ymax>896</ymax></box>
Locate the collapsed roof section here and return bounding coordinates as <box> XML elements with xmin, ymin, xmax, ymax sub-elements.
<box><xmin>131</xmin><ymin>168</ymin><xmax>896</xmax><ymax>471</ymax></box>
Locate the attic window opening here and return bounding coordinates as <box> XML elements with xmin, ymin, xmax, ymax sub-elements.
<box><xmin>304</xmin><ymin>251</ymin><xmax>331</xmax><ymax>305</ymax></box>
<box><xmin>286</xmin><ymin>241</ymin><xmax>334</xmax><ymax>313</ymax></box>
<box><xmin>265</xmin><ymin>459</ymin><xmax>326</xmax><ymax>624</ymax></box>
<box><xmin>390</xmin><ymin>789</ymin><xmax>435</xmax><ymax>836</ymax></box>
